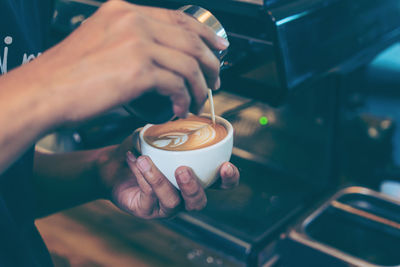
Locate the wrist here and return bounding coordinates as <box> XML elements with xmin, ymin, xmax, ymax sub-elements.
<box><xmin>93</xmin><ymin>145</ymin><xmax>120</xmax><ymax>200</ymax></box>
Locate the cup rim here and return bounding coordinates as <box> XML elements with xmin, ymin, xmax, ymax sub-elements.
<box><xmin>139</xmin><ymin>114</ymin><xmax>233</xmax><ymax>154</ymax></box>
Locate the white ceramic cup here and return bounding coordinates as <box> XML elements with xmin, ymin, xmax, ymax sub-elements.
<box><xmin>139</xmin><ymin>114</ymin><xmax>234</xmax><ymax>189</ymax></box>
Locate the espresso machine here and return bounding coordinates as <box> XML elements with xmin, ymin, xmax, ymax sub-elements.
<box><xmin>45</xmin><ymin>0</ymin><xmax>400</xmax><ymax>266</ymax></box>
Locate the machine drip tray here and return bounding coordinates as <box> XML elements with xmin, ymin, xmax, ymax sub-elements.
<box><xmin>280</xmin><ymin>187</ymin><xmax>400</xmax><ymax>267</ymax></box>
<box><xmin>305</xmin><ymin>205</ymin><xmax>400</xmax><ymax>265</ymax></box>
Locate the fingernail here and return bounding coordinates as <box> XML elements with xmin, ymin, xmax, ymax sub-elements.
<box><xmin>137</xmin><ymin>156</ymin><xmax>151</xmax><ymax>172</ymax></box>
<box><xmin>225</xmin><ymin>163</ymin><xmax>234</xmax><ymax>177</ymax></box>
<box><xmin>214</xmin><ymin>77</ymin><xmax>221</xmax><ymax>90</ymax></box>
<box><xmin>217</xmin><ymin>36</ymin><xmax>229</xmax><ymax>48</ymax></box>
<box><xmin>177</xmin><ymin>169</ymin><xmax>191</xmax><ymax>184</ymax></box>
<box><xmin>126</xmin><ymin>151</ymin><xmax>136</xmax><ymax>163</ymax></box>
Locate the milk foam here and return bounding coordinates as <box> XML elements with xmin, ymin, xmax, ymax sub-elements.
<box><xmin>144</xmin><ymin>116</ymin><xmax>227</xmax><ymax>151</ymax></box>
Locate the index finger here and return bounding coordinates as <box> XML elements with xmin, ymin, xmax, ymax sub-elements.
<box><xmin>135</xmin><ymin>156</ymin><xmax>182</xmax><ymax>217</ymax></box>
<box><xmin>133</xmin><ymin>5</ymin><xmax>229</xmax><ymax>51</ymax></box>
<box><xmin>175</xmin><ymin>167</ymin><xmax>207</xmax><ymax>211</ymax></box>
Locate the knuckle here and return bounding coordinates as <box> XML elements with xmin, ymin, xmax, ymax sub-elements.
<box><xmin>171</xmin><ymin>10</ymin><xmax>189</xmax><ymax>25</ymax></box>
<box><xmin>183</xmin><ymin>182</ymin><xmax>201</xmax><ymax>198</ymax></box>
<box><xmin>186</xmin><ymin>198</ymin><xmax>207</xmax><ymax>211</ymax></box>
<box><xmin>186</xmin><ymin>31</ymin><xmax>199</xmax><ymax>42</ymax></box>
<box><xmin>141</xmin><ymin>63</ymin><xmax>156</xmax><ymax>82</ymax></box>
<box><xmin>211</xmin><ymin>55</ymin><xmax>221</xmax><ymax>73</ymax></box>
<box><xmin>186</xmin><ymin>32</ymin><xmax>204</xmax><ymax>55</ymax></box>
<box><xmin>192</xmin><ymin>66</ymin><xmax>202</xmax><ymax>80</ymax></box>
<box><xmin>196</xmin><ymin>199</ymin><xmax>207</xmax><ymax>210</ymax></box>
<box><xmin>113</xmin><ymin>16</ymin><xmax>136</xmax><ymax>33</ymax></box>
<box><xmin>169</xmin><ymin>77</ymin><xmax>190</xmax><ymax>106</ymax></box>
<box><xmin>129</xmin><ymin>58</ymin><xmax>155</xmax><ymax>84</ymax></box>
<box><xmin>168</xmin><ymin>77</ymin><xmax>186</xmax><ymax>97</ymax></box>
<box><xmin>139</xmin><ymin>177</ymin><xmax>155</xmax><ymax>193</ymax></box>
<box><xmin>102</xmin><ymin>1</ymin><xmax>141</xmax><ymax>22</ymax></box>
<box><xmin>185</xmin><ymin>202</ymin><xmax>195</xmax><ymax>211</ymax></box>
<box><xmin>201</xmin><ymin>52</ymin><xmax>220</xmax><ymax>76</ymax></box>
<box><xmin>132</xmin><ymin>12</ymin><xmax>147</xmax><ymax>25</ymax></box>
<box><xmin>185</xmin><ymin>58</ymin><xmax>201</xmax><ymax>77</ymax></box>
<box><xmin>149</xmin><ymin>173</ymin><xmax>166</xmax><ymax>189</ymax></box>
<box><xmin>101</xmin><ymin>0</ymin><xmax>122</xmax><ymax>12</ymax></box>
<box><xmin>174</xmin><ymin>77</ymin><xmax>188</xmax><ymax>95</ymax></box>
<box><xmin>110</xmin><ymin>8</ymin><xmax>145</xmax><ymax>29</ymax></box>
<box><xmin>123</xmin><ymin>11</ymin><xmax>145</xmax><ymax>26</ymax></box>
<box><xmin>175</xmin><ymin>75</ymin><xmax>186</xmax><ymax>89</ymax></box>
<box><xmin>199</xmin><ymin>89</ymin><xmax>208</xmax><ymax>104</ymax></box>
<box><xmin>129</xmin><ymin>39</ymin><xmax>148</xmax><ymax>52</ymax></box>
<box><xmin>185</xmin><ymin>204</ymin><xmax>195</xmax><ymax>211</ymax></box>
<box><xmin>190</xmin><ymin>83</ymin><xmax>207</xmax><ymax>106</ymax></box>
<box><xmin>172</xmin><ymin>93</ymin><xmax>190</xmax><ymax>113</ymax></box>
<box><xmin>165</xmin><ymin>196</ymin><xmax>181</xmax><ymax>210</ymax></box>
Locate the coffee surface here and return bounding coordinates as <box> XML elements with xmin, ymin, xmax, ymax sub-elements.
<box><xmin>144</xmin><ymin>115</ymin><xmax>227</xmax><ymax>151</ymax></box>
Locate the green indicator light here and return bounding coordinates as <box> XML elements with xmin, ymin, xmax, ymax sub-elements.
<box><xmin>259</xmin><ymin>116</ymin><xmax>268</xmax><ymax>125</ymax></box>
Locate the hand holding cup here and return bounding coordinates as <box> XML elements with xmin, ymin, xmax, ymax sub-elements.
<box><xmin>103</xmin><ymin>114</ymin><xmax>238</xmax><ymax>218</ymax></box>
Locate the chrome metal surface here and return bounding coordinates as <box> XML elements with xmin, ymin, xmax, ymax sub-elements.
<box><xmin>288</xmin><ymin>186</ymin><xmax>400</xmax><ymax>267</ymax></box>
<box><xmin>330</xmin><ymin>200</ymin><xmax>400</xmax><ymax>230</ymax></box>
<box><xmin>300</xmin><ymin>186</ymin><xmax>400</xmax><ymax>230</ymax></box>
<box><xmin>179</xmin><ymin>5</ymin><xmax>229</xmax><ymax>63</ymax></box>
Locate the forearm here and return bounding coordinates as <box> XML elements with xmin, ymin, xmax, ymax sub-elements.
<box><xmin>33</xmin><ymin>146</ymin><xmax>115</xmax><ymax>218</ymax></box>
<box><xmin>0</xmin><ymin>61</ymin><xmax>60</xmax><ymax>174</ymax></box>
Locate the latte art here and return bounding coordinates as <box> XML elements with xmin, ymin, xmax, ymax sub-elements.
<box><xmin>144</xmin><ymin>116</ymin><xmax>227</xmax><ymax>151</ymax></box>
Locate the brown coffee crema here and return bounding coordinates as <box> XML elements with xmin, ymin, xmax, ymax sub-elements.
<box><xmin>144</xmin><ymin>115</ymin><xmax>227</xmax><ymax>151</ymax></box>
